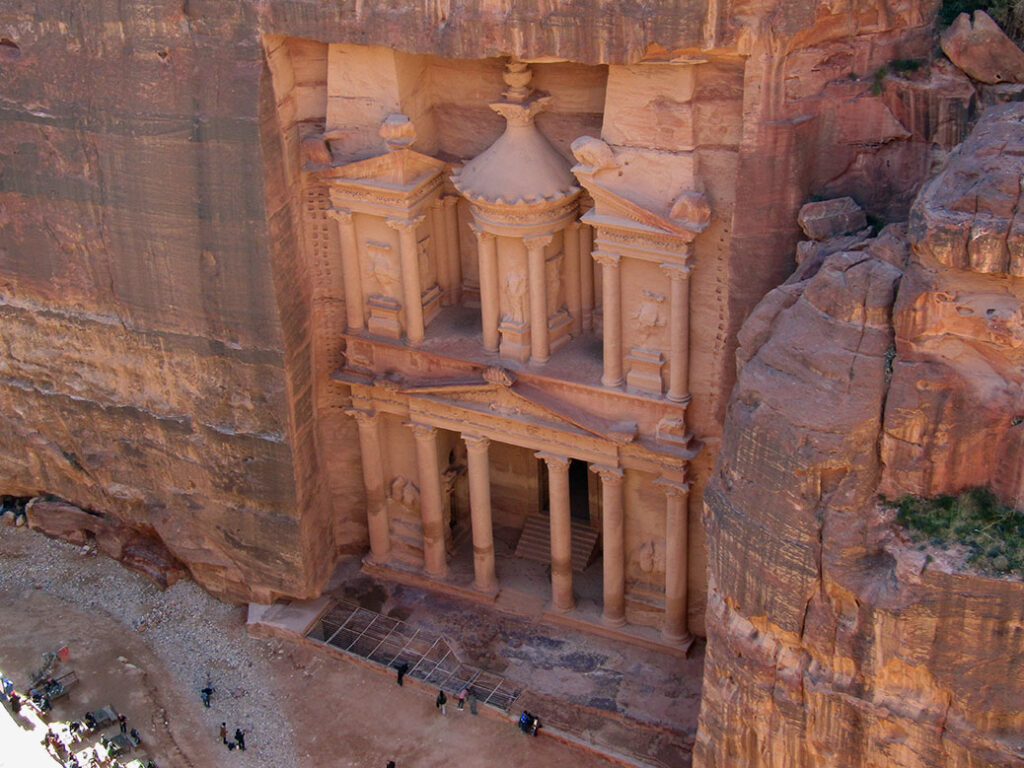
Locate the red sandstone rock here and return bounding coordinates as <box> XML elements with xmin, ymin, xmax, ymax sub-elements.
<box><xmin>797</xmin><ymin>197</ymin><xmax>868</xmax><ymax>241</ymax></box>
<box><xmin>941</xmin><ymin>11</ymin><xmax>1024</xmax><ymax>85</ymax></box>
<box><xmin>697</xmin><ymin>104</ymin><xmax>1024</xmax><ymax>768</ymax></box>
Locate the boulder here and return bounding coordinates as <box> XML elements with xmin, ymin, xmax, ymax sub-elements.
<box><xmin>797</xmin><ymin>197</ymin><xmax>868</xmax><ymax>241</ymax></box>
<box><xmin>940</xmin><ymin>11</ymin><xmax>1024</xmax><ymax>84</ymax></box>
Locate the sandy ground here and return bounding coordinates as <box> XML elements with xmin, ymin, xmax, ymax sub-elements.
<box><xmin>0</xmin><ymin>524</ymin><xmax>623</xmax><ymax>768</ymax></box>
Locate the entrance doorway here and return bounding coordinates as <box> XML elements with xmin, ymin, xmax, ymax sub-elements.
<box><xmin>569</xmin><ymin>459</ymin><xmax>590</xmax><ymax>522</ymax></box>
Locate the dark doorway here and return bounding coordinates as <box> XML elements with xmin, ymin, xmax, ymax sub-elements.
<box><xmin>569</xmin><ymin>459</ymin><xmax>590</xmax><ymax>522</ymax></box>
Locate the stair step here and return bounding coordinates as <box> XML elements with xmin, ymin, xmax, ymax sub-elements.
<box><xmin>513</xmin><ymin>515</ymin><xmax>600</xmax><ymax>573</ymax></box>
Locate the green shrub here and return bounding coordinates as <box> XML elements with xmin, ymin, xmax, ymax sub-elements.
<box><xmin>887</xmin><ymin>487</ymin><xmax>1024</xmax><ymax>577</ymax></box>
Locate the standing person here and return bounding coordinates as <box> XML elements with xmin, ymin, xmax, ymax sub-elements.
<box><xmin>200</xmin><ymin>684</ymin><xmax>214</xmax><ymax>708</ymax></box>
<box><xmin>435</xmin><ymin>689</ymin><xmax>447</xmax><ymax>716</ymax></box>
<box><xmin>387</xmin><ymin>762</ymin><xmax>396</xmax><ymax>768</ymax></box>
<box><xmin>235</xmin><ymin>728</ymin><xmax>246</xmax><ymax>751</ymax></box>
<box><xmin>395</xmin><ymin>661</ymin><xmax>409</xmax><ymax>686</ymax></box>
<box><xmin>219</xmin><ymin>723</ymin><xmax>227</xmax><ymax>744</ymax></box>
<box><xmin>118</xmin><ymin>712</ymin><xmax>127</xmax><ymax>734</ymax></box>
<box><xmin>468</xmin><ymin>689</ymin><xmax>478</xmax><ymax>715</ymax></box>
<box><xmin>9</xmin><ymin>691</ymin><xmax>21</xmax><ymax>714</ymax></box>
<box><xmin>457</xmin><ymin>688</ymin><xmax>467</xmax><ymax>710</ymax></box>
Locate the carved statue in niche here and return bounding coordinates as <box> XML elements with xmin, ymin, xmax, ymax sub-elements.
<box><xmin>388</xmin><ymin>475</ymin><xmax>420</xmax><ymax>512</ymax></box>
<box><xmin>365</xmin><ymin>242</ymin><xmax>400</xmax><ymax>297</ymax></box>
<box><xmin>505</xmin><ymin>270</ymin><xmax>528</xmax><ymax>323</ymax></box>
<box><xmin>545</xmin><ymin>253</ymin><xmax>563</xmax><ymax>317</ymax></box>
<box><xmin>417</xmin><ymin>234</ymin><xmax>432</xmax><ymax>286</ymax></box>
<box><xmin>632</xmin><ymin>289</ymin><xmax>666</xmax><ymax>344</ymax></box>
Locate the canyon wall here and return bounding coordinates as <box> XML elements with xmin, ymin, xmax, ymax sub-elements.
<box><xmin>697</xmin><ymin>103</ymin><xmax>1024</xmax><ymax>767</ymax></box>
<box><xmin>1</xmin><ymin>0</ymin><xmax>957</xmax><ymax>603</ymax></box>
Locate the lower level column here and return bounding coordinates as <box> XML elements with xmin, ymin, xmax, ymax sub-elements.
<box><xmin>538</xmin><ymin>452</ymin><xmax>574</xmax><ymax>612</ymax></box>
<box><xmin>594</xmin><ymin>466</ymin><xmax>626</xmax><ymax>626</ymax></box>
<box><xmin>348</xmin><ymin>408</ymin><xmax>391</xmax><ymax>563</ymax></box>
<box><xmin>463</xmin><ymin>434</ymin><xmax>497</xmax><ymax>593</ymax></box>
<box><xmin>409</xmin><ymin>422</ymin><xmax>447</xmax><ymax>579</ymax></box>
<box><xmin>657</xmin><ymin>477</ymin><xmax>692</xmax><ymax>642</ymax></box>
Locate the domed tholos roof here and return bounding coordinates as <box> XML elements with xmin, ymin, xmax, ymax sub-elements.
<box><xmin>453</xmin><ymin>62</ymin><xmax>578</xmax><ymax>207</ymax></box>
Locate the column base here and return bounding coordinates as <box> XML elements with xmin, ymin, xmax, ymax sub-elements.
<box><xmin>549</xmin><ymin>599</ymin><xmax>576</xmax><ymax>615</ymax></box>
<box><xmin>363</xmin><ymin>551</ymin><xmax>392</xmax><ymax>568</ymax></box>
<box><xmin>601</xmin><ymin>375</ymin><xmax>624</xmax><ymax>388</ymax></box>
<box><xmin>665</xmin><ymin>392</ymin><xmax>692</xmax><ymax>405</ymax></box>
<box><xmin>423</xmin><ymin>566</ymin><xmax>448</xmax><ymax>581</ymax></box>
<box><xmin>601</xmin><ymin>612</ymin><xmax>627</xmax><ymax>628</ymax></box>
<box><xmin>662</xmin><ymin>628</ymin><xmax>694</xmax><ymax>646</ymax></box>
<box><xmin>473</xmin><ymin>580</ymin><xmax>500</xmax><ymax>598</ymax></box>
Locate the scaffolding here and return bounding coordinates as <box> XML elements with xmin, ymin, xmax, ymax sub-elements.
<box><xmin>307</xmin><ymin>601</ymin><xmax>522</xmax><ymax>712</ymax></box>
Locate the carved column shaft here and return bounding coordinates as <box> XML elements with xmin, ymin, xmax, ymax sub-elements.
<box><xmin>538</xmin><ymin>452</ymin><xmax>574</xmax><ymax>612</ymax></box>
<box><xmin>594</xmin><ymin>251</ymin><xmax>623</xmax><ymax>387</ymax></box>
<box><xmin>389</xmin><ymin>216</ymin><xmax>426</xmax><ymax>345</ymax></box>
<box><xmin>594</xmin><ymin>466</ymin><xmax>626</xmax><ymax>626</ymax></box>
<box><xmin>331</xmin><ymin>208</ymin><xmax>365</xmax><ymax>332</ymax></box>
<box><xmin>663</xmin><ymin>263</ymin><xmax>692</xmax><ymax>403</ymax></box>
<box><xmin>349</xmin><ymin>409</ymin><xmax>390</xmax><ymax>562</ymax></box>
<box><xmin>564</xmin><ymin>223</ymin><xmax>582</xmax><ymax>336</ymax></box>
<box><xmin>472</xmin><ymin>224</ymin><xmax>500</xmax><ymax>353</ymax></box>
<box><xmin>409</xmin><ymin>423</ymin><xmax>447</xmax><ymax>578</ymax></box>
<box><xmin>526</xmin><ymin>234</ymin><xmax>553</xmax><ymax>363</ymax></box>
<box><xmin>443</xmin><ymin>196</ymin><xmax>463</xmax><ymax>304</ymax></box>
<box><xmin>431</xmin><ymin>200</ymin><xmax>452</xmax><ymax>305</ymax></box>
<box><xmin>579</xmin><ymin>223</ymin><xmax>595</xmax><ymax>331</ymax></box>
<box><xmin>658</xmin><ymin>477</ymin><xmax>692</xmax><ymax>642</ymax></box>
<box><xmin>463</xmin><ymin>434</ymin><xmax>497</xmax><ymax>593</ymax></box>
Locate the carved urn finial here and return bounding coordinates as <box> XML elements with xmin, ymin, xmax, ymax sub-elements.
<box><xmin>379</xmin><ymin>113</ymin><xmax>416</xmax><ymax>151</ymax></box>
<box><xmin>502</xmin><ymin>59</ymin><xmax>533</xmax><ymax>103</ymax></box>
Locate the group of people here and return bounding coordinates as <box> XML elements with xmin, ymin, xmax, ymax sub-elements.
<box><xmin>200</xmin><ymin>679</ymin><xmax>250</xmax><ymax>754</ymax></box>
<box><xmin>433</xmin><ymin>686</ymin><xmax>478</xmax><ymax>716</ymax></box>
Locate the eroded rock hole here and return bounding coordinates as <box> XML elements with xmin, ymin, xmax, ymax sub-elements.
<box><xmin>0</xmin><ymin>39</ymin><xmax>21</xmax><ymax>61</ymax></box>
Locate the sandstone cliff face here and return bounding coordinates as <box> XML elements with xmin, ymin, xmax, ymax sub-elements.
<box><xmin>0</xmin><ymin>0</ymin><xmax>963</xmax><ymax>603</ymax></box>
<box><xmin>697</xmin><ymin>104</ymin><xmax>1024</xmax><ymax>767</ymax></box>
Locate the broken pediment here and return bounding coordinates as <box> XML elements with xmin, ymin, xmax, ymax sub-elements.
<box><xmin>571</xmin><ymin>136</ymin><xmax>710</xmax><ymax>240</ymax></box>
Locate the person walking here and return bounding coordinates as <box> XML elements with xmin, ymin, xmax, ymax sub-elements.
<box><xmin>118</xmin><ymin>712</ymin><xmax>127</xmax><ymax>734</ymax></box>
<box><xmin>219</xmin><ymin>723</ymin><xmax>227</xmax><ymax>744</ymax></box>
<box><xmin>235</xmin><ymin>728</ymin><xmax>246</xmax><ymax>751</ymax></box>
<box><xmin>435</xmin><ymin>689</ymin><xmax>447</xmax><ymax>716</ymax></box>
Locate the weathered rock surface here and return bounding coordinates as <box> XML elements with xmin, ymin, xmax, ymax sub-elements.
<box><xmin>0</xmin><ymin>0</ymin><xmax>967</xmax><ymax>608</ymax></box>
<box><xmin>697</xmin><ymin>103</ymin><xmax>1024</xmax><ymax>767</ymax></box>
<box><xmin>797</xmin><ymin>197</ymin><xmax>868</xmax><ymax>241</ymax></box>
<box><xmin>941</xmin><ymin>11</ymin><xmax>1024</xmax><ymax>84</ymax></box>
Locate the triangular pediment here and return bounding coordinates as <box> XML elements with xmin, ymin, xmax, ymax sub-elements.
<box><xmin>325</xmin><ymin>148</ymin><xmax>447</xmax><ymax>192</ymax></box>
<box><xmin>400</xmin><ymin>375</ymin><xmax>637</xmax><ymax>444</ymax></box>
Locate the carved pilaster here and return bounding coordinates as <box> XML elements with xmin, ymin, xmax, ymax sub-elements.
<box><xmin>329</xmin><ymin>208</ymin><xmax>365</xmax><ymax>332</ymax></box>
<box><xmin>442</xmin><ymin>196</ymin><xmax>463</xmax><ymax>304</ymax></box>
<box><xmin>470</xmin><ymin>222</ymin><xmax>500</xmax><ymax>353</ymax></box>
<box><xmin>525</xmin><ymin>233</ymin><xmax>554</xmax><ymax>363</ymax></box>
<box><xmin>661</xmin><ymin>261</ymin><xmax>692</xmax><ymax>404</ymax></box>
<box><xmin>593</xmin><ymin>250</ymin><xmax>623</xmax><ymax>388</ymax></box>
<box><xmin>387</xmin><ymin>215</ymin><xmax>428</xmax><ymax>345</ymax></box>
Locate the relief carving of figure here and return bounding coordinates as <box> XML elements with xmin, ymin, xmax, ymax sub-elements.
<box><xmin>632</xmin><ymin>290</ymin><xmax>666</xmax><ymax>344</ymax></box>
<box><xmin>545</xmin><ymin>253</ymin><xmax>563</xmax><ymax>316</ymax></box>
<box><xmin>505</xmin><ymin>270</ymin><xmax>528</xmax><ymax>324</ymax></box>
<box><xmin>365</xmin><ymin>243</ymin><xmax>400</xmax><ymax>296</ymax></box>
<box><xmin>388</xmin><ymin>475</ymin><xmax>420</xmax><ymax>512</ymax></box>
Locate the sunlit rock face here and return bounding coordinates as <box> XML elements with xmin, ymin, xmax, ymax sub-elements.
<box><xmin>0</xmin><ymin>0</ymin><xmax>962</xmax><ymax>606</ymax></box>
<box><xmin>697</xmin><ymin>103</ymin><xmax>1024</xmax><ymax>768</ymax></box>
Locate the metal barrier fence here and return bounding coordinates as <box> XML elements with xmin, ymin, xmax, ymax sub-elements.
<box><xmin>307</xmin><ymin>601</ymin><xmax>521</xmax><ymax>712</ymax></box>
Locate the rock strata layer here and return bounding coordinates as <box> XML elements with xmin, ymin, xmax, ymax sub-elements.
<box><xmin>696</xmin><ymin>104</ymin><xmax>1024</xmax><ymax>767</ymax></box>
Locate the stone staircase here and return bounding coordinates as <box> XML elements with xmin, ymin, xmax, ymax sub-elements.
<box><xmin>514</xmin><ymin>514</ymin><xmax>600</xmax><ymax>572</ymax></box>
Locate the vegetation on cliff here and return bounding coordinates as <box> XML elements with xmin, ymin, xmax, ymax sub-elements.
<box><xmin>889</xmin><ymin>487</ymin><xmax>1024</xmax><ymax>577</ymax></box>
<box><xmin>940</xmin><ymin>0</ymin><xmax>1024</xmax><ymax>39</ymax></box>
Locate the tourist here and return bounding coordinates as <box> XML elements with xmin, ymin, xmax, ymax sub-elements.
<box><xmin>457</xmin><ymin>688</ymin><xmax>467</xmax><ymax>710</ymax></box>
<box><xmin>468</xmin><ymin>689</ymin><xmax>477</xmax><ymax>715</ymax></box>
<box><xmin>118</xmin><ymin>711</ymin><xmax>127</xmax><ymax>733</ymax></box>
<box><xmin>69</xmin><ymin>720</ymin><xmax>82</xmax><ymax>741</ymax></box>
<box><xmin>200</xmin><ymin>684</ymin><xmax>214</xmax><ymax>708</ymax></box>
<box><xmin>435</xmin><ymin>688</ymin><xmax>447</xmax><ymax>715</ymax></box>
<box><xmin>387</xmin><ymin>762</ymin><xmax>396</xmax><ymax>768</ymax></box>
<box><xmin>9</xmin><ymin>691</ymin><xmax>21</xmax><ymax>714</ymax></box>
<box><xmin>395</xmin><ymin>661</ymin><xmax>409</xmax><ymax>686</ymax></box>
<box><xmin>235</xmin><ymin>727</ymin><xmax>246</xmax><ymax>751</ymax></box>
<box><xmin>219</xmin><ymin>722</ymin><xmax>227</xmax><ymax>743</ymax></box>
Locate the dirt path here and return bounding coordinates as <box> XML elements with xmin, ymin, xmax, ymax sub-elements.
<box><xmin>0</xmin><ymin>524</ymin><xmax>623</xmax><ymax>767</ymax></box>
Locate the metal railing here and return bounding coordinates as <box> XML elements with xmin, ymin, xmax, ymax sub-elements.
<box><xmin>308</xmin><ymin>600</ymin><xmax>521</xmax><ymax>711</ymax></box>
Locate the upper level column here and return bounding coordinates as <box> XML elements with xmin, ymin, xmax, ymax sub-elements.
<box><xmin>328</xmin><ymin>208</ymin><xmax>365</xmax><ymax>332</ymax></box>
<box><xmin>462</xmin><ymin>434</ymin><xmax>497</xmax><ymax>594</ymax></box>
<box><xmin>470</xmin><ymin>223</ymin><xmax>500</xmax><ymax>353</ymax></box>
<box><xmin>408</xmin><ymin>422</ymin><xmax>447</xmax><ymax>579</ymax></box>
<box><xmin>387</xmin><ymin>215</ymin><xmax>427</xmax><ymax>345</ymax></box>
<box><xmin>442</xmin><ymin>196</ymin><xmax>463</xmax><ymax>304</ymax></box>
<box><xmin>347</xmin><ymin>408</ymin><xmax>391</xmax><ymax>563</ymax></box>
<box><xmin>525</xmin><ymin>233</ymin><xmax>553</xmax><ymax>363</ymax></box>
<box><xmin>593</xmin><ymin>250</ymin><xmax>623</xmax><ymax>387</ymax></box>
<box><xmin>662</xmin><ymin>262</ymin><xmax>692</xmax><ymax>403</ymax></box>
